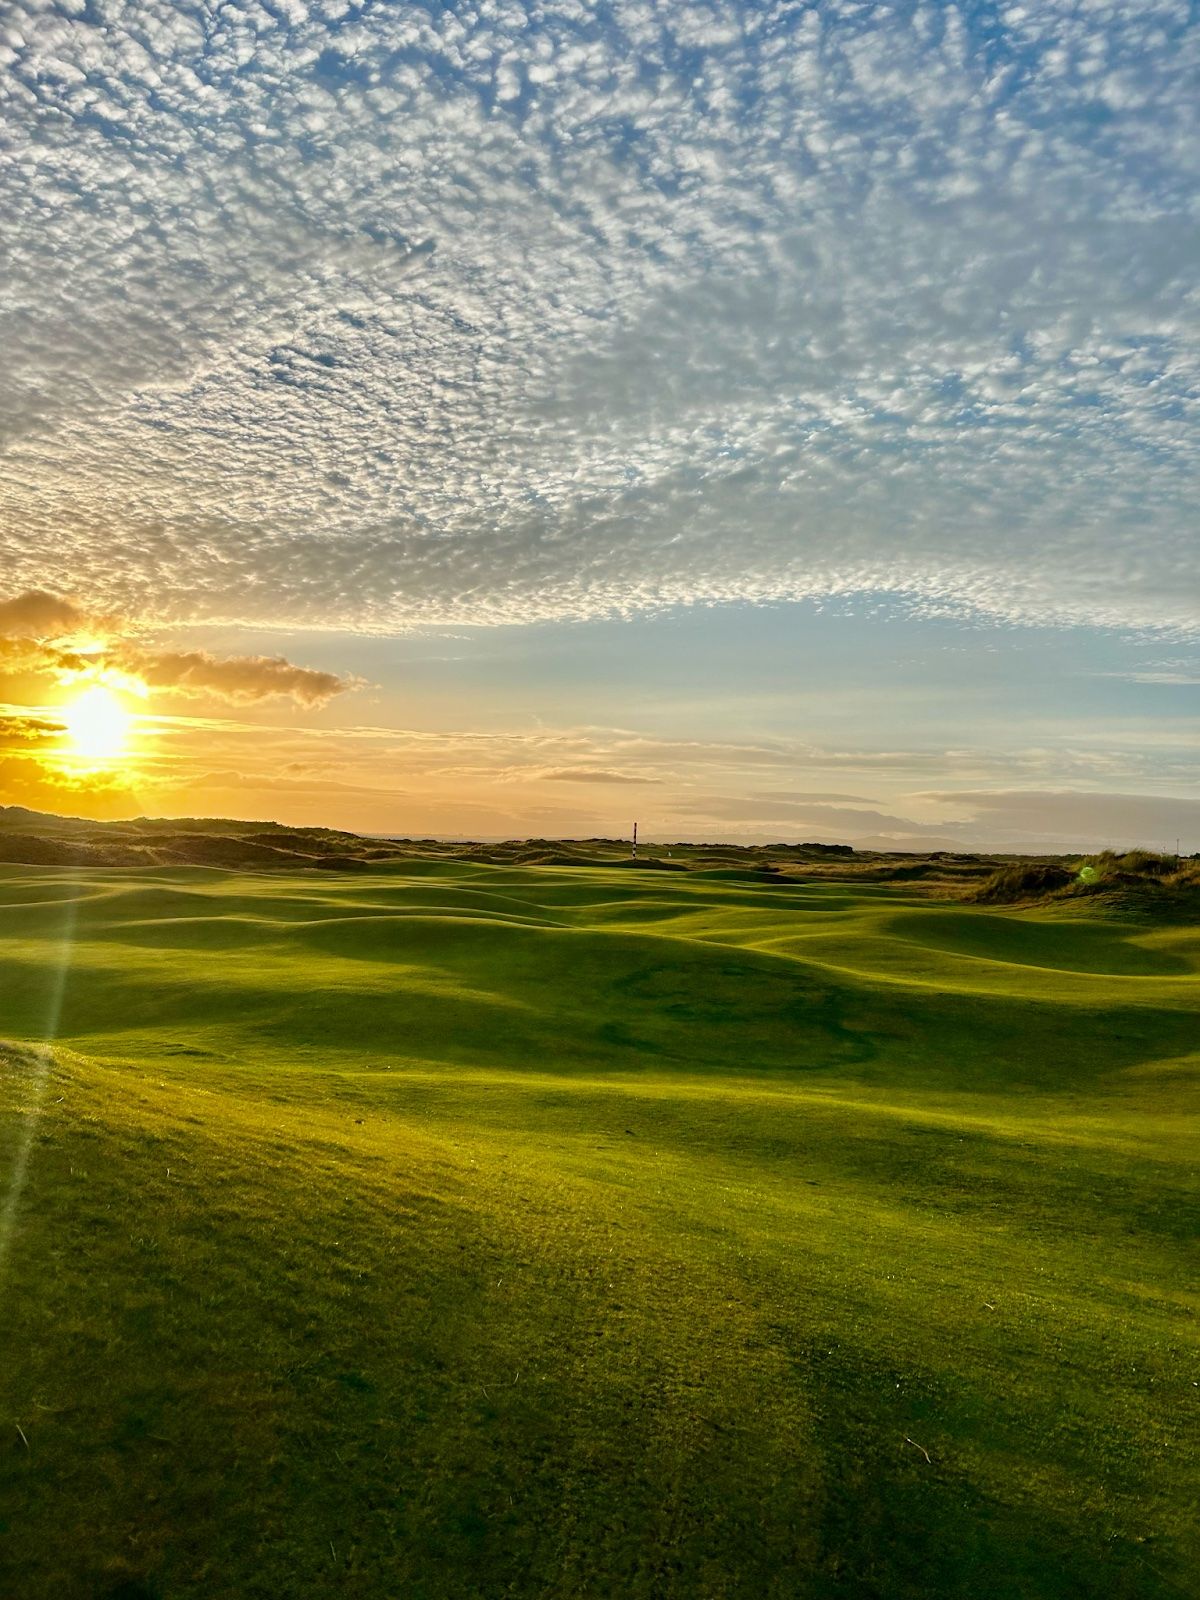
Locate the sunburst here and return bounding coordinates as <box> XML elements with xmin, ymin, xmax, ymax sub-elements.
<box><xmin>61</xmin><ymin>685</ymin><xmax>133</xmax><ymax>763</ymax></box>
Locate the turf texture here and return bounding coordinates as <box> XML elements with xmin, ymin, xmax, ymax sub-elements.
<box><xmin>0</xmin><ymin>861</ymin><xmax>1196</xmax><ymax>1598</ymax></box>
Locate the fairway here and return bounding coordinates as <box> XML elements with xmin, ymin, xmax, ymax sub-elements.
<box><xmin>1</xmin><ymin>861</ymin><xmax>1197</xmax><ymax>1599</ymax></box>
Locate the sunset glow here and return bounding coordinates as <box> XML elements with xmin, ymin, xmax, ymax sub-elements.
<box><xmin>61</xmin><ymin>686</ymin><xmax>133</xmax><ymax>764</ymax></box>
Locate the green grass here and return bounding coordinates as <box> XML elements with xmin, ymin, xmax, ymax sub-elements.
<box><xmin>1</xmin><ymin>861</ymin><xmax>1197</xmax><ymax>1599</ymax></box>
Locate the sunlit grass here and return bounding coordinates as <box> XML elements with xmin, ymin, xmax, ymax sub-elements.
<box><xmin>0</xmin><ymin>862</ymin><xmax>1197</xmax><ymax>1598</ymax></box>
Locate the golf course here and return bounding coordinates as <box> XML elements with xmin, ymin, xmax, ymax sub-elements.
<box><xmin>1</xmin><ymin>856</ymin><xmax>1197</xmax><ymax>1599</ymax></box>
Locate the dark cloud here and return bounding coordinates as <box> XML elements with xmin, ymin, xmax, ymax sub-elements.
<box><xmin>114</xmin><ymin>648</ymin><xmax>359</xmax><ymax>709</ymax></box>
<box><xmin>0</xmin><ymin>590</ymin><xmax>91</xmax><ymax>639</ymax></box>
<box><xmin>0</xmin><ymin>590</ymin><xmax>359</xmax><ymax>708</ymax></box>
<box><xmin>0</xmin><ymin>713</ymin><xmax>64</xmax><ymax>748</ymax></box>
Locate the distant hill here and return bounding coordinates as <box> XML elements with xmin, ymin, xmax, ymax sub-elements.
<box><xmin>6</xmin><ymin>807</ymin><xmax>1193</xmax><ymax>911</ymax></box>
<box><xmin>0</xmin><ymin>804</ymin><xmax>1014</xmax><ymax>885</ymax></box>
<box><xmin>0</xmin><ymin>805</ymin><xmax>375</xmax><ymax>870</ymax></box>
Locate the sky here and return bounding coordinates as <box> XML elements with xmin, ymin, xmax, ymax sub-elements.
<box><xmin>0</xmin><ymin>0</ymin><xmax>1196</xmax><ymax>851</ymax></box>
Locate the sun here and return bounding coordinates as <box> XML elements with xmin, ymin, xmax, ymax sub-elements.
<box><xmin>61</xmin><ymin>685</ymin><xmax>133</xmax><ymax>762</ymax></box>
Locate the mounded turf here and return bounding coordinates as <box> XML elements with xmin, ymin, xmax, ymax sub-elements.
<box><xmin>1</xmin><ymin>861</ymin><xmax>1197</xmax><ymax>1599</ymax></box>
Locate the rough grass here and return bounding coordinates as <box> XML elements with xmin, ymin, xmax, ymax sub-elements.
<box><xmin>1</xmin><ymin>861</ymin><xmax>1197</xmax><ymax>1599</ymax></box>
<box><xmin>971</xmin><ymin>850</ymin><xmax>1199</xmax><ymax>910</ymax></box>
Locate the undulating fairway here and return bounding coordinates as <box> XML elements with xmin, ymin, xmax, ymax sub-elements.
<box><xmin>1</xmin><ymin>860</ymin><xmax>1197</xmax><ymax>1599</ymax></box>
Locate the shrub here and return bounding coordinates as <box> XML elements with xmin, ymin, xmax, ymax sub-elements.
<box><xmin>971</xmin><ymin>862</ymin><xmax>1074</xmax><ymax>902</ymax></box>
<box><xmin>1114</xmin><ymin>849</ymin><xmax>1177</xmax><ymax>877</ymax></box>
<box><xmin>1078</xmin><ymin>850</ymin><xmax>1178</xmax><ymax>884</ymax></box>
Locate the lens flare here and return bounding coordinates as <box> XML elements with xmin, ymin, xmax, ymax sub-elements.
<box><xmin>62</xmin><ymin>685</ymin><xmax>132</xmax><ymax>762</ymax></box>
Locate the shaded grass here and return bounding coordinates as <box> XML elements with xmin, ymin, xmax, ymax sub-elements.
<box><xmin>1</xmin><ymin>862</ymin><xmax>1198</xmax><ymax>1598</ymax></box>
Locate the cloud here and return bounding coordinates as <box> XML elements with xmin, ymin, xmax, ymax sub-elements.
<box><xmin>0</xmin><ymin>634</ymin><xmax>101</xmax><ymax>683</ymax></box>
<box><xmin>0</xmin><ymin>713</ymin><xmax>65</xmax><ymax>749</ymax></box>
<box><xmin>0</xmin><ymin>590</ymin><xmax>92</xmax><ymax>639</ymax></box>
<box><xmin>673</xmin><ymin>795</ymin><xmax>953</xmax><ymax>837</ymax></box>
<box><xmin>916</xmin><ymin>788</ymin><xmax>1200</xmax><ymax>848</ymax></box>
<box><xmin>0</xmin><ymin>2</ymin><xmax>1195</xmax><ymax>634</ymax></box>
<box><xmin>1095</xmin><ymin>666</ymin><xmax>1200</xmax><ymax>687</ymax></box>
<box><xmin>538</xmin><ymin>767</ymin><xmax>658</xmax><ymax>784</ymax></box>
<box><xmin>750</xmin><ymin>790</ymin><xmax>879</xmax><ymax>805</ymax></box>
<box><xmin>0</xmin><ymin>756</ymin><xmax>138</xmax><ymax>820</ymax></box>
<box><xmin>114</xmin><ymin>648</ymin><xmax>358</xmax><ymax>709</ymax></box>
<box><xmin>0</xmin><ymin>589</ymin><xmax>358</xmax><ymax>707</ymax></box>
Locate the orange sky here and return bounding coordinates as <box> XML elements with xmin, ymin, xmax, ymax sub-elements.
<box><xmin>2</xmin><ymin>595</ymin><xmax>1196</xmax><ymax>853</ymax></box>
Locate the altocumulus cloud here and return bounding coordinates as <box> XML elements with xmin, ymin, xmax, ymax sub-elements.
<box><xmin>0</xmin><ymin>591</ymin><xmax>357</xmax><ymax>708</ymax></box>
<box><xmin>0</xmin><ymin>2</ymin><xmax>1197</xmax><ymax>633</ymax></box>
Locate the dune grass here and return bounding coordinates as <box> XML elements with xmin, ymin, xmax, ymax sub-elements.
<box><xmin>1</xmin><ymin>861</ymin><xmax>1197</xmax><ymax>1598</ymax></box>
